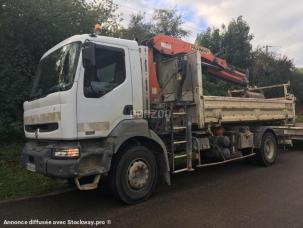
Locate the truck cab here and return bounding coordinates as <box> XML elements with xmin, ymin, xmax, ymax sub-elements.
<box><xmin>21</xmin><ymin>34</ymin><xmax>168</xmax><ymax>204</ymax></box>
<box><xmin>24</xmin><ymin>34</ymin><xmax>144</xmax><ymax>140</ymax></box>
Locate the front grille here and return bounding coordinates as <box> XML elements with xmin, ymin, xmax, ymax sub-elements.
<box><xmin>25</xmin><ymin>123</ymin><xmax>59</xmax><ymax>133</ymax></box>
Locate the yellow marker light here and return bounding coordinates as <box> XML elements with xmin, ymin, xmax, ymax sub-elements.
<box><xmin>95</xmin><ymin>23</ymin><xmax>102</xmax><ymax>30</ymax></box>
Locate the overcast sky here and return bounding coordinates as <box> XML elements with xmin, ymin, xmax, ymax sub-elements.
<box><xmin>114</xmin><ymin>0</ymin><xmax>303</xmax><ymax>67</ymax></box>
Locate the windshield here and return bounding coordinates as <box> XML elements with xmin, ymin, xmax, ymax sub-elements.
<box><xmin>30</xmin><ymin>42</ymin><xmax>81</xmax><ymax>100</ymax></box>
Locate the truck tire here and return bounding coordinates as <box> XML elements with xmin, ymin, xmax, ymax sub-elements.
<box><xmin>256</xmin><ymin>131</ymin><xmax>278</xmax><ymax>166</ymax></box>
<box><xmin>110</xmin><ymin>146</ymin><xmax>158</xmax><ymax>204</ymax></box>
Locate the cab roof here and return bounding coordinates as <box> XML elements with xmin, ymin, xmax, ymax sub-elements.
<box><xmin>42</xmin><ymin>34</ymin><xmax>139</xmax><ymax>60</ymax></box>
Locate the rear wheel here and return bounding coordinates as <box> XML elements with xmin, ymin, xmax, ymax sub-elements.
<box><xmin>256</xmin><ymin>131</ymin><xmax>278</xmax><ymax>166</ymax></box>
<box><xmin>109</xmin><ymin>146</ymin><xmax>158</xmax><ymax>204</ymax></box>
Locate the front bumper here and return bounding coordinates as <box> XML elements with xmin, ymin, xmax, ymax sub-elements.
<box><xmin>21</xmin><ymin>140</ymin><xmax>113</xmax><ymax>179</ymax></box>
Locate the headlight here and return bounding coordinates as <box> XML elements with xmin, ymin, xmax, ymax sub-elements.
<box><xmin>53</xmin><ymin>148</ymin><xmax>80</xmax><ymax>158</ymax></box>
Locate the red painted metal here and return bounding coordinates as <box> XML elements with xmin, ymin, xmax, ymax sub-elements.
<box><xmin>148</xmin><ymin>48</ymin><xmax>161</xmax><ymax>103</ymax></box>
<box><xmin>147</xmin><ymin>34</ymin><xmax>248</xmax><ymax>103</ymax></box>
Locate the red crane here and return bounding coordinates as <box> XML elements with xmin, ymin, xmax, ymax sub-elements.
<box><xmin>147</xmin><ymin>34</ymin><xmax>248</xmax><ymax>102</ymax></box>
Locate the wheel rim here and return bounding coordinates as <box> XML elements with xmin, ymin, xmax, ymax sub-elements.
<box><xmin>127</xmin><ymin>159</ymin><xmax>150</xmax><ymax>190</ymax></box>
<box><xmin>264</xmin><ymin>138</ymin><xmax>275</xmax><ymax>160</ymax></box>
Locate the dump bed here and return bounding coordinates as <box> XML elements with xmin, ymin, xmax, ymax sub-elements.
<box><xmin>155</xmin><ymin>51</ymin><xmax>295</xmax><ymax>128</ymax></box>
<box><xmin>202</xmin><ymin>96</ymin><xmax>294</xmax><ymax>124</ymax></box>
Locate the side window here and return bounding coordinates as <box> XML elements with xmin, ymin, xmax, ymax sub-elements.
<box><xmin>84</xmin><ymin>45</ymin><xmax>126</xmax><ymax>98</ymax></box>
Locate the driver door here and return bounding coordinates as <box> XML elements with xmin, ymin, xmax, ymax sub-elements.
<box><xmin>76</xmin><ymin>42</ymin><xmax>133</xmax><ymax>138</ymax></box>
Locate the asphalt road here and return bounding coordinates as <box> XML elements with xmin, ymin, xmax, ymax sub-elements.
<box><xmin>1</xmin><ymin>146</ymin><xmax>303</xmax><ymax>228</ymax></box>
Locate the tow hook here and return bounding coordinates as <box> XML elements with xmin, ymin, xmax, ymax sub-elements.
<box><xmin>74</xmin><ymin>174</ymin><xmax>101</xmax><ymax>190</ymax></box>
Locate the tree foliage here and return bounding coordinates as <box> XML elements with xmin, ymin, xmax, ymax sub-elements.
<box><xmin>152</xmin><ymin>8</ymin><xmax>189</xmax><ymax>38</ymax></box>
<box><xmin>121</xmin><ymin>8</ymin><xmax>190</xmax><ymax>43</ymax></box>
<box><xmin>196</xmin><ymin>27</ymin><xmax>222</xmax><ymax>54</ymax></box>
<box><xmin>196</xmin><ymin>16</ymin><xmax>253</xmax><ymax>69</ymax></box>
<box><xmin>291</xmin><ymin>70</ymin><xmax>303</xmax><ymax>102</ymax></box>
<box><xmin>221</xmin><ymin>16</ymin><xmax>253</xmax><ymax>69</ymax></box>
<box><xmin>250</xmin><ymin>49</ymin><xmax>303</xmax><ymax>101</ymax></box>
<box><xmin>0</xmin><ymin>0</ymin><xmax>120</xmax><ymax>141</ymax></box>
<box><xmin>250</xmin><ymin>49</ymin><xmax>293</xmax><ymax>86</ymax></box>
<box><xmin>196</xmin><ymin>16</ymin><xmax>253</xmax><ymax>95</ymax></box>
<box><xmin>120</xmin><ymin>13</ymin><xmax>154</xmax><ymax>43</ymax></box>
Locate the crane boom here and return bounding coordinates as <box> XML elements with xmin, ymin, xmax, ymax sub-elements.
<box><xmin>147</xmin><ymin>34</ymin><xmax>248</xmax><ymax>102</ymax></box>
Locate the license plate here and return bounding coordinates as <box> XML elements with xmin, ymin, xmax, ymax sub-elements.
<box><xmin>26</xmin><ymin>163</ymin><xmax>36</xmax><ymax>172</ymax></box>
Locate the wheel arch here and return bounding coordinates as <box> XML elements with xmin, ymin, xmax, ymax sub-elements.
<box><xmin>108</xmin><ymin>119</ymin><xmax>171</xmax><ymax>185</ymax></box>
<box><xmin>253</xmin><ymin>126</ymin><xmax>278</xmax><ymax>149</ymax></box>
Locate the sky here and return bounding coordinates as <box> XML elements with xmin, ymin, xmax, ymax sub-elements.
<box><xmin>114</xmin><ymin>0</ymin><xmax>303</xmax><ymax>67</ymax></box>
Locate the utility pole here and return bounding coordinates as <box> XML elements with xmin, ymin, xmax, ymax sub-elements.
<box><xmin>264</xmin><ymin>45</ymin><xmax>273</xmax><ymax>55</ymax></box>
<box><xmin>263</xmin><ymin>45</ymin><xmax>281</xmax><ymax>55</ymax></box>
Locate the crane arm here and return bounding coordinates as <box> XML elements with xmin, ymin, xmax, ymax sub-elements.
<box><xmin>149</xmin><ymin>34</ymin><xmax>248</xmax><ymax>85</ymax></box>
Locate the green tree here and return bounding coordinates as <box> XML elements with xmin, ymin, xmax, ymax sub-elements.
<box><xmin>250</xmin><ymin>49</ymin><xmax>293</xmax><ymax>87</ymax></box>
<box><xmin>120</xmin><ymin>13</ymin><xmax>154</xmax><ymax>43</ymax></box>
<box><xmin>152</xmin><ymin>8</ymin><xmax>189</xmax><ymax>38</ymax></box>
<box><xmin>196</xmin><ymin>27</ymin><xmax>222</xmax><ymax>55</ymax></box>
<box><xmin>121</xmin><ymin>8</ymin><xmax>190</xmax><ymax>42</ymax></box>
<box><xmin>196</xmin><ymin>16</ymin><xmax>253</xmax><ymax>69</ymax></box>
<box><xmin>0</xmin><ymin>0</ymin><xmax>121</xmax><ymax>141</ymax></box>
<box><xmin>249</xmin><ymin>49</ymin><xmax>303</xmax><ymax>100</ymax></box>
<box><xmin>297</xmin><ymin>68</ymin><xmax>303</xmax><ymax>74</ymax></box>
<box><xmin>195</xmin><ymin>16</ymin><xmax>253</xmax><ymax>95</ymax></box>
<box><xmin>221</xmin><ymin>16</ymin><xmax>253</xmax><ymax>69</ymax></box>
<box><xmin>291</xmin><ymin>70</ymin><xmax>303</xmax><ymax>102</ymax></box>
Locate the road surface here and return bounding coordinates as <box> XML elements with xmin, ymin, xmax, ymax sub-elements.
<box><xmin>1</xmin><ymin>146</ymin><xmax>303</xmax><ymax>228</ymax></box>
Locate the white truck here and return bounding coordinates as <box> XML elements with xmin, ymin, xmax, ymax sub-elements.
<box><xmin>21</xmin><ymin>31</ymin><xmax>303</xmax><ymax>204</ymax></box>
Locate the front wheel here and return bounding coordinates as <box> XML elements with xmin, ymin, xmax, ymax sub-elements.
<box><xmin>109</xmin><ymin>146</ymin><xmax>158</xmax><ymax>204</ymax></box>
<box><xmin>256</xmin><ymin>131</ymin><xmax>278</xmax><ymax>166</ymax></box>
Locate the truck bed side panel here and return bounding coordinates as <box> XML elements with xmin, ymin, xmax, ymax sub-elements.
<box><xmin>202</xmin><ymin>96</ymin><xmax>294</xmax><ymax>124</ymax></box>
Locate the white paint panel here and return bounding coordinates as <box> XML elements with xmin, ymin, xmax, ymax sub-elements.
<box><xmin>131</xmin><ymin>47</ymin><xmax>144</xmax><ymax>113</ymax></box>
<box><xmin>23</xmin><ymin>82</ymin><xmax>78</xmax><ymax>140</ymax></box>
<box><xmin>76</xmin><ymin>41</ymin><xmax>135</xmax><ymax>139</ymax></box>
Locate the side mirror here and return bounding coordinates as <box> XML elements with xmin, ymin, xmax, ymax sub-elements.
<box><xmin>82</xmin><ymin>42</ymin><xmax>95</xmax><ymax>68</ymax></box>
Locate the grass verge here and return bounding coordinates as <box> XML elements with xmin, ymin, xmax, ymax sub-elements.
<box><xmin>0</xmin><ymin>144</ymin><xmax>68</xmax><ymax>201</ymax></box>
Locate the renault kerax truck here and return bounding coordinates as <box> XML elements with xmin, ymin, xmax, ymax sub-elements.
<box><xmin>21</xmin><ymin>32</ymin><xmax>303</xmax><ymax>204</ymax></box>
